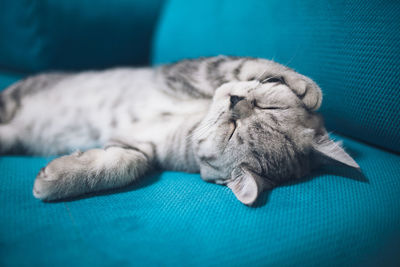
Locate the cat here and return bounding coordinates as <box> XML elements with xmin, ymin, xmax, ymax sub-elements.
<box><xmin>0</xmin><ymin>56</ymin><xmax>359</xmax><ymax>205</ymax></box>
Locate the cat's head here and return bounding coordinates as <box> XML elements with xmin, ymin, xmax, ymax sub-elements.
<box><xmin>193</xmin><ymin>80</ymin><xmax>359</xmax><ymax>205</ymax></box>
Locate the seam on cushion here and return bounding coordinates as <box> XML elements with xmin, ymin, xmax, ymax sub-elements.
<box><xmin>63</xmin><ymin>202</ymin><xmax>114</xmax><ymax>261</ymax></box>
<box><xmin>150</xmin><ymin>0</ymin><xmax>171</xmax><ymax>65</ymax></box>
<box><xmin>31</xmin><ymin>0</ymin><xmax>47</xmax><ymax>72</ymax></box>
<box><xmin>64</xmin><ymin>202</ymin><xmax>86</xmax><ymax>242</ymax></box>
<box><xmin>23</xmin><ymin>0</ymin><xmax>39</xmax><ymax>72</ymax></box>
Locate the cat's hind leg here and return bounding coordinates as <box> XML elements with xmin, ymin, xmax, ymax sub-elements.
<box><xmin>33</xmin><ymin>142</ymin><xmax>155</xmax><ymax>201</ymax></box>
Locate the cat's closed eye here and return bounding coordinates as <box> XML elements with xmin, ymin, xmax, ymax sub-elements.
<box><xmin>228</xmin><ymin>120</ymin><xmax>237</xmax><ymax>141</ymax></box>
<box><xmin>251</xmin><ymin>100</ymin><xmax>287</xmax><ymax>110</ymax></box>
<box><xmin>260</xmin><ymin>77</ymin><xmax>284</xmax><ymax>84</ymax></box>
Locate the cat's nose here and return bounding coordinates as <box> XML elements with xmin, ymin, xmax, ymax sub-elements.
<box><xmin>230</xmin><ymin>95</ymin><xmax>245</xmax><ymax>109</ymax></box>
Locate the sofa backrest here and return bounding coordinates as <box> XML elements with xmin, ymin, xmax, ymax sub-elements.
<box><xmin>152</xmin><ymin>0</ymin><xmax>400</xmax><ymax>153</ymax></box>
<box><xmin>0</xmin><ymin>0</ymin><xmax>164</xmax><ymax>73</ymax></box>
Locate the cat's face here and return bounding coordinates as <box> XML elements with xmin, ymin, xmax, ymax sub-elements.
<box><xmin>193</xmin><ymin>80</ymin><xmax>358</xmax><ymax>205</ymax></box>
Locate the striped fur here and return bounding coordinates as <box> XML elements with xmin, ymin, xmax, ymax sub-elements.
<box><xmin>0</xmin><ymin>56</ymin><xmax>358</xmax><ymax>205</ymax></box>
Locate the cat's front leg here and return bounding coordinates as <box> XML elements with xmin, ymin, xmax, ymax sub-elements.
<box><xmin>160</xmin><ymin>56</ymin><xmax>321</xmax><ymax>109</ymax></box>
<box><xmin>33</xmin><ymin>144</ymin><xmax>154</xmax><ymax>201</ymax></box>
<box><xmin>234</xmin><ymin>58</ymin><xmax>323</xmax><ymax>110</ymax></box>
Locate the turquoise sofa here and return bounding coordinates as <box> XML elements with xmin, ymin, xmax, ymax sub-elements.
<box><xmin>1</xmin><ymin>0</ymin><xmax>399</xmax><ymax>266</ymax></box>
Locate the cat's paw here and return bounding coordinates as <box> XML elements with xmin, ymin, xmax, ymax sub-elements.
<box><xmin>33</xmin><ymin>155</ymin><xmax>84</xmax><ymax>201</ymax></box>
<box><xmin>283</xmin><ymin>72</ymin><xmax>322</xmax><ymax>111</ymax></box>
<box><xmin>33</xmin><ymin>167</ymin><xmax>61</xmax><ymax>201</ymax></box>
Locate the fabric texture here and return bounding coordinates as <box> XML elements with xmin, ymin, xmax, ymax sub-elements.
<box><xmin>1</xmin><ymin>136</ymin><xmax>400</xmax><ymax>266</ymax></box>
<box><xmin>152</xmin><ymin>0</ymin><xmax>400</xmax><ymax>153</ymax></box>
<box><xmin>0</xmin><ymin>0</ymin><xmax>165</xmax><ymax>73</ymax></box>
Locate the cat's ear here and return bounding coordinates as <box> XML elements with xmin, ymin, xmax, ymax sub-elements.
<box><xmin>312</xmin><ymin>133</ymin><xmax>359</xmax><ymax>169</ymax></box>
<box><xmin>227</xmin><ymin>167</ymin><xmax>265</xmax><ymax>205</ymax></box>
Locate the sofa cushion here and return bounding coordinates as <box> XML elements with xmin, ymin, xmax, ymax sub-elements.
<box><xmin>1</xmin><ymin>135</ymin><xmax>400</xmax><ymax>266</ymax></box>
<box><xmin>152</xmin><ymin>0</ymin><xmax>400</xmax><ymax>153</ymax></box>
<box><xmin>0</xmin><ymin>0</ymin><xmax>164</xmax><ymax>73</ymax></box>
<box><xmin>0</xmin><ymin>71</ymin><xmax>23</xmax><ymax>91</ymax></box>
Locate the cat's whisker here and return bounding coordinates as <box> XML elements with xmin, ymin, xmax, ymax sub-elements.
<box><xmin>256</xmin><ymin>69</ymin><xmax>270</xmax><ymax>80</ymax></box>
<box><xmin>191</xmin><ymin>122</ymin><xmax>214</xmax><ymax>138</ymax></box>
<box><xmin>283</xmin><ymin>44</ymin><xmax>300</xmax><ymax>67</ymax></box>
<box><xmin>186</xmin><ymin>121</ymin><xmax>214</xmax><ymax>141</ymax></box>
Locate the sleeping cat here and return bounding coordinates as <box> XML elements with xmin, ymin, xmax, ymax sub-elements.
<box><xmin>0</xmin><ymin>56</ymin><xmax>359</xmax><ymax>205</ymax></box>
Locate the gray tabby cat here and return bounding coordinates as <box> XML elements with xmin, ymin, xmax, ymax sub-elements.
<box><xmin>0</xmin><ymin>56</ymin><xmax>359</xmax><ymax>205</ymax></box>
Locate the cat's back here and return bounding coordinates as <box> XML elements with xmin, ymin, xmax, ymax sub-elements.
<box><xmin>0</xmin><ymin>67</ymin><xmax>210</xmax><ymax>154</ymax></box>
<box><xmin>0</xmin><ymin>67</ymin><xmax>161</xmax><ymax>154</ymax></box>
<box><xmin>1</xmin><ymin>67</ymin><xmax>156</xmax><ymax>121</ymax></box>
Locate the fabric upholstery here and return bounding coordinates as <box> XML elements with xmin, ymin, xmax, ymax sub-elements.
<box><xmin>1</xmin><ymin>1</ymin><xmax>400</xmax><ymax>266</ymax></box>
<box><xmin>0</xmin><ymin>0</ymin><xmax>164</xmax><ymax>73</ymax></box>
<box><xmin>152</xmin><ymin>0</ymin><xmax>400</xmax><ymax>153</ymax></box>
<box><xmin>1</xmin><ymin>136</ymin><xmax>400</xmax><ymax>266</ymax></box>
<box><xmin>0</xmin><ymin>71</ymin><xmax>23</xmax><ymax>91</ymax></box>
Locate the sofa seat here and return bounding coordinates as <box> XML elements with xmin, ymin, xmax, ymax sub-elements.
<box><xmin>1</xmin><ymin>135</ymin><xmax>399</xmax><ymax>266</ymax></box>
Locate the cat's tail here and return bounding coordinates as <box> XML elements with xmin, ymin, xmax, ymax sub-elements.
<box><xmin>0</xmin><ymin>81</ymin><xmax>21</xmax><ymax>124</ymax></box>
<box><xmin>0</xmin><ymin>82</ymin><xmax>22</xmax><ymax>154</ymax></box>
